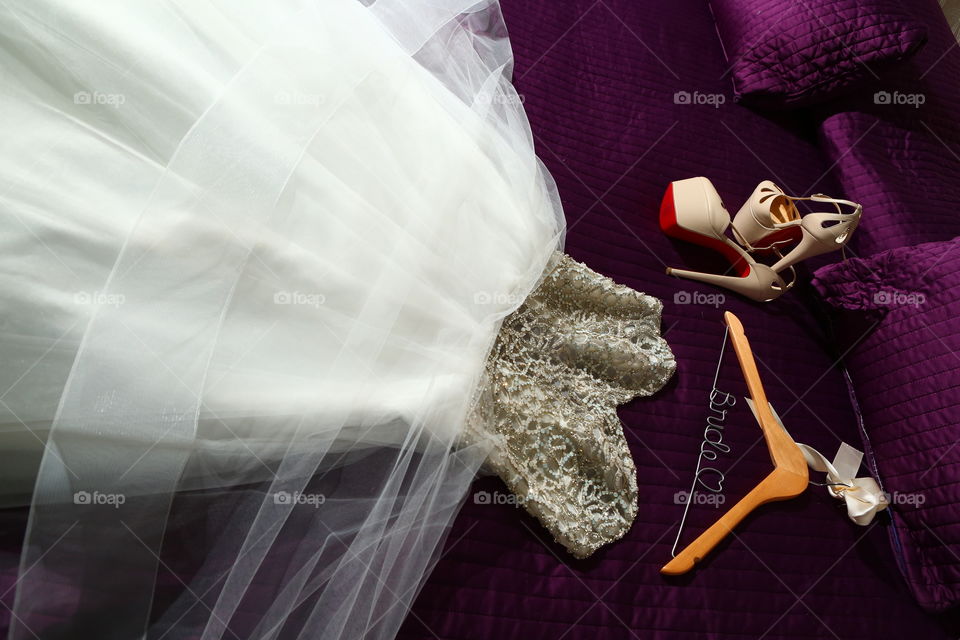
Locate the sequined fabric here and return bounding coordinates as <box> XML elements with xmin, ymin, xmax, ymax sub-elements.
<box><xmin>464</xmin><ymin>253</ymin><xmax>676</xmax><ymax>558</ymax></box>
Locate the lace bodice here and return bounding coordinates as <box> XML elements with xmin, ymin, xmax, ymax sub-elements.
<box><xmin>464</xmin><ymin>253</ymin><xmax>676</xmax><ymax>558</ymax></box>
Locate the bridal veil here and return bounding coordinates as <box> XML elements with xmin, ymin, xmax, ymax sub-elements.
<box><xmin>0</xmin><ymin>0</ymin><xmax>564</xmax><ymax>637</ymax></box>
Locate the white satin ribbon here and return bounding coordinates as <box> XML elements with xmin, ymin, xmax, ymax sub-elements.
<box><xmin>746</xmin><ymin>399</ymin><xmax>889</xmax><ymax>526</ymax></box>
<box><xmin>796</xmin><ymin>442</ymin><xmax>889</xmax><ymax>525</ymax></box>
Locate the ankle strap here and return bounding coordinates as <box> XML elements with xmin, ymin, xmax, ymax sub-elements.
<box><xmin>748</xmin><ymin>192</ymin><xmax>861</xmax><ymax>240</ymax></box>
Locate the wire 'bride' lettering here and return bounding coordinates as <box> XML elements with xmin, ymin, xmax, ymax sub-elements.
<box><xmin>670</xmin><ymin>327</ymin><xmax>736</xmax><ymax>557</ymax></box>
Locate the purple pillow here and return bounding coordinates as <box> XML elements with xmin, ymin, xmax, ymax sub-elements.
<box><xmin>709</xmin><ymin>0</ymin><xmax>927</xmax><ymax>108</ymax></box>
<box><xmin>812</xmin><ymin>237</ymin><xmax>960</xmax><ymax>611</ymax></box>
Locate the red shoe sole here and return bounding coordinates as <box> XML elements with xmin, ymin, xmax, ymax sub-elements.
<box><xmin>659</xmin><ymin>182</ymin><xmax>751</xmax><ymax>278</ymax></box>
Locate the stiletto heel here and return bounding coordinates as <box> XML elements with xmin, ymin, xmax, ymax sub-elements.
<box><xmin>768</xmin><ymin>206</ymin><xmax>861</xmax><ymax>272</ymax></box>
<box><xmin>660</xmin><ymin>177</ymin><xmax>788</xmax><ymax>302</ymax></box>
<box><xmin>665</xmin><ymin>266</ymin><xmax>786</xmax><ymax>301</ymax></box>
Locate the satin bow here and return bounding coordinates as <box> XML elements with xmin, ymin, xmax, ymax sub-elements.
<box><xmin>795</xmin><ymin>443</ymin><xmax>889</xmax><ymax>526</ymax></box>
<box><xmin>747</xmin><ymin>399</ymin><xmax>889</xmax><ymax>526</ymax></box>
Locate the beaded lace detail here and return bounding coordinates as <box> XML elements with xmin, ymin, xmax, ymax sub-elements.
<box><xmin>464</xmin><ymin>253</ymin><xmax>676</xmax><ymax>558</ymax></box>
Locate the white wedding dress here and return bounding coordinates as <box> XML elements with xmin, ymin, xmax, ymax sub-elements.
<box><xmin>0</xmin><ymin>1</ymin><xmax>564</xmax><ymax>638</ymax></box>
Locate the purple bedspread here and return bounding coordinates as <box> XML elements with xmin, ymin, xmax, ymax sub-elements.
<box><xmin>813</xmin><ymin>0</ymin><xmax>960</xmax><ymax>257</ymax></box>
<box><xmin>396</xmin><ymin>0</ymin><xmax>960</xmax><ymax>638</ymax></box>
<box><xmin>813</xmin><ymin>238</ymin><xmax>960</xmax><ymax>612</ymax></box>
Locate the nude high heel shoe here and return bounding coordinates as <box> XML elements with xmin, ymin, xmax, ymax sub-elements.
<box><xmin>660</xmin><ymin>177</ymin><xmax>788</xmax><ymax>302</ymax></box>
<box><xmin>731</xmin><ymin>181</ymin><xmax>862</xmax><ymax>274</ymax></box>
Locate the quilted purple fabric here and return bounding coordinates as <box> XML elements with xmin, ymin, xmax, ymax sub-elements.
<box><xmin>709</xmin><ymin>0</ymin><xmax>927</xmax><ymax>108</ymax></box>
<box><xmin>813</xmin><ymin>237</ymin><xmax>960</xmax><ymax>612</ymax></box>
<box><xmin>814</xmin><ymin>0</ymin><xmax>960</xmax><ymax>257</ymax></box>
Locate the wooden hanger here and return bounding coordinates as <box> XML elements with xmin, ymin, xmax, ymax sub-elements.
<box><xmin>661</xmin><ymin>311</ymin><xmax>808</xmax><ymax>575</ymax></box>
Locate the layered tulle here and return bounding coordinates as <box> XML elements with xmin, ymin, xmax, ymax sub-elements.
<box><xmin>0</xmin><ymin>1</ymin><xmax>564</xmax><ymax>637</ymax></box>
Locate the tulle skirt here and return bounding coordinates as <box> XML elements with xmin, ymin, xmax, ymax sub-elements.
<box><xmin>0</xmin><ymin>1</ymin><xmax>564</xmax><ymax>637</ymax></box>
